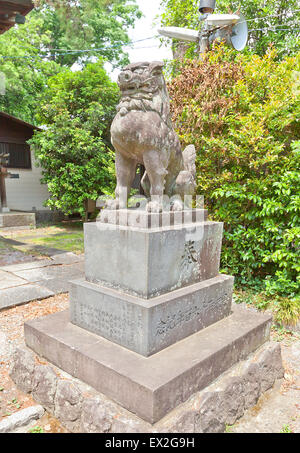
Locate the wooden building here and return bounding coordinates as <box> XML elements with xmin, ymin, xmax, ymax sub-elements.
<box><xmin>0</xmin><ymin>0</ymin><xmax>33</xmax><ymax>34</ymax></box>
<box><xmin>0</xmin><ymin>111</ymin><xmax>51</xmax><ymax>219</ymax></box>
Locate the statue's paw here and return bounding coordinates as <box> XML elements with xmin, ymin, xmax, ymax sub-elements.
<box><xmin>146</xmin><ymin>201</ymin><xmax>163</xmax><ymax>213</ymax></box>
<box><xmin>171</xmin><ymin>199</ymin><xmax>184</xmax><ymax>211</ymax></box>
<box><xmin>105</xmin><ymin>199</ymin><xmax>120</xmax><ymax>210</ymax></box>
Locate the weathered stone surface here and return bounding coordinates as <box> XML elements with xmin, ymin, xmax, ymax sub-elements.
<box><xmin>24</xmin><ymin>305</ymin><xmax>272</xmax><ymax>424</ymax></box>
<box><xmin>0</xmin><ymin>406</ymin><xmax>44</xmax><ymax>433</ymax></box>
<box><xmin>84</xmin><ymin>221</ymin><xmax>223</xmax><ymax>299</ymax></box>
<box><xmin>13</xmin><ymin>262</ymin><xmax>84</xmax><ymax>284</ymax></box>
<box><xmin>111</xmin><ymin>417</ymin><xmax>151</xmax><ymax>434</ymax></box>
<box><xmin>256</xmin><ymin>342</ymin><xmax>285</xmax><ymax>392</ymax></box>
<box><xmin>158</xmin><ymin>410</ymin><xmax>201</xmax><ymax>433</ymax></box>
<box><xmin>0</xmin><ymin>270</ymin><xmax>27</xmax><ymax>290</ymax></box>
<box><xmin>9</xmin><ymin>347</ymin><xmax>36</xmax><ymax>393</ymax></box>
<box><xmin>0</xmin><ymin>212</ymin><xmax>36</xmax><ymax>229</ymax></box>
<box><xmin>70</xmin><ymin>274</ymin><xmax>233</xmax><ymax>356</ymax></box>
<box><xmin>11</xmin><ymin>338</ymin><xmax>284</xmax><ymax>433</ymax></box>
<box><xmin>99</xmin><ymin>208</ymin><xmax>208</xmax><ymax>228</ymax></box>
<box><xmin>32</xmin><ymin>365</ymin><xmax>57</xmax><ymax>412</ymax></box>
<box><xmin>54</xmin><ymin>380</ymin><xmax>83</xmax><ymax>432</ymax></box>
<box><xmin>0</xmin><ymin>284</ymin><xmax>54</xmax><ymax>310</ymax></box>
<box><xmin>222</xmin><ymin>376</ymin><xmax>245</xmax><ymax>425</ymax></box>
<box><xmin>198</xmin><ymin>392</ymin><xmax>226</xmax><ymax>433</ymax></box>
<box><xmin>0</xmin><ymin>260</ymin><xmax>51</xmax><ymax>272</ymax></box>
<box><xmin>36</xmin><ymin>278</ymin><xmax>77</xmax><ymax>295</ymax></box>
<box><xmin>80</xmin><ymin>397</ymin><xmax>112</xmax><ymax>433</ymax></box>
<box><xmin>108</xmin><ymin>61</ymin><xmax>196</xmax><ymax>212</ymax></box>
<box><xmin>241</xmin><ymin>362</ymin><xmax>262</xmax><ymax>410</ymax></box>
<box><xmin>50</xmin><ymin>252</ymin><xmax>84</xmax><ymax>265</ymax></box>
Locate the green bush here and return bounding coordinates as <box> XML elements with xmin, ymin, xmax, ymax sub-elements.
<box><xmin>169</xmin><ymin>46</ymin><xmax>300</xmax><ymax>298</ymax></box>
<box><xmin>30</xmin><ymin>60</ymin><xmax>119</xmax><ymax>218</ymax></box>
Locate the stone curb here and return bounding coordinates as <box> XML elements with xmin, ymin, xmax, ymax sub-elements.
<box><xmin>0</xmin><ymin>406</ymin><xmax>44</xmax><ymax>433</ymax></box>
<box><xmin>9</xmin><ymin>342</ymin><xmax>284</xmax><ymax>433</ymax></box>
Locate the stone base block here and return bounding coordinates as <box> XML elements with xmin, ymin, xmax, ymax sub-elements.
<box><xmin>10</xmin><ymin>341</ymin><xmax>284</xmax><ymax>433</ymax></box>
<box><xmin>24</xmin><ymin>305</ymin><xmax>272</xmax><ymax>424</ymax></box>
<box><xmin>0</xmin><ymin>211</ymin><xmax>36</xmax><ymax>230</ymax></box>
<box><xmin>84</xmin><ymin>219</ymin><xmax>223</xmax><ymax>299</ymax></box>
<box><xmin>70</xmin><ymin>274</ymin><xmax>234</xmax><ymax>356</ymax></box>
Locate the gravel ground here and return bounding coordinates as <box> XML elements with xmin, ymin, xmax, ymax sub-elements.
<box><xmin>232</xmin><ymin>331</ymin><xmax>300</xmax><ymax>433</ymax></box>
<box><xmin>0</xmin><ymin>294</ymin><xmax>69</xmax><ymax>433</ymax></box>
<box><xmin>0</xmin><ymin>293</ymin><xmax>299</xmax><ymax>433</ymax></box>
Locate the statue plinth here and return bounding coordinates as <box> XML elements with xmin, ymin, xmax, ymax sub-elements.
<box><xmin>25</xmin><ymin>208</ymin><xmax>273</xmax><ymax>424</ymax></box>
<box><xmin>23</xmin><ymin>61</ymin><xmax>276</xmax><ymax>430</ymax></box>
<box><xmin>69</xmin><ymin>210</ymin><xmax>233</xmax><ymax>356</ymax></box>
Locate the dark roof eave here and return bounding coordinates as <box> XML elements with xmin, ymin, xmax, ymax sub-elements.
<box><xmin>0</xmin><ymin>111</ymin><xmax>41</xmax><ymax>131</ymax></box>
<box><xmin>0</xmin><ymin>0</ymin><xmax>34</xmax><ymax>34</ymax></box>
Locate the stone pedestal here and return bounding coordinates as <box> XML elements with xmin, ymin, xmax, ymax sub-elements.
<box><xmin>25</xmin><ymin>306</ymin><xmax>272</xmax><ymax>424</ymax></box>
<box><xmin>70</xmin><ymin>274</ymin><xmax>234</xmax><ymax>356</ymax></box>
<box><xmin>84</xmin><ymin>215</ymin><xmax>222</xmax><ymax>298</ymax></box>
<box><xmin>24</xmin><ymin>208</ymin><xmax>273</xmax><ymax>426</ymax></box>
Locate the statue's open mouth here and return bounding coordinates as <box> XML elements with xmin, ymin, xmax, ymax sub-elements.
<box><xmin>119</xmin><ymin>77</ymin><xmax>156</xmax><ymax>98</ymax></box>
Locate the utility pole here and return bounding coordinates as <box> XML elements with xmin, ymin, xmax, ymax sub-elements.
<box><xmin>198</xmin><ymin>0</ymin><xmax>216</xmax><ymax>54</ymax></box>
<box><xmin>158</xmin><ymin>0</ymin><xmax>248</xmax><ymax>56</ymax></box>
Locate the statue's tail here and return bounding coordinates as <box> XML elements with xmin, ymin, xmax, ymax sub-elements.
<box><xmin>182</xmin><ymin>145</ymin><xmax>196</xmax><ymax>180</ymax></box>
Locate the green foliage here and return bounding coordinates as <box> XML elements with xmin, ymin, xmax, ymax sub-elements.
<box><xmin>30</xmin><ymin>60</ymin><xmax>119</xmax><ymax>217</ymax></box>
<box><xmin>234</xmin><ymin>289</ymin><xmax>300</xmax><ymax>327</ymax></box>
<box><xmin>0</xmin><ymin>14</ymin><xmax>62</xmax><ymax>123</ymax></box>
<box><xmin>280</xmin><ymin>424</ymin><xmax>292</xmax><ymax>433</ymax></box>
<box><xmin>32</xmin><ymin>0</ymin><xmax>142</xmax><ymax>67</ymax></box>
<box><xmin>0</xmin><ymin>1</ymin><xmax>141</xmax><ymax>122</ymax></box>
<box><xmin>28</xmin><ymin>425</ymin><xmax>44</xmax><ymax>433</ymax></box>
<box><xmin>159</xmin><ymin>0</ymin><xmax>300</xmax><ymax>59</ymax></box>
<box><xmin>273</xmin><ymin>297</ymin><xmax>300</xmax><ymax>327</ymax></box>
<box><xmin>169</xmin><ymin>46</ymin><xmax>300</xmax><ymax>298</ymax></box>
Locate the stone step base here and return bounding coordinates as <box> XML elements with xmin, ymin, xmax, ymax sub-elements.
<box><xmin>70</xmin><ymin>274</ymin><xmax>234</xmax><ymax>356</ymax></box>
<box><xmin>10</xmin><ymin>341</ymin><xmax>284</xmax><ymax>433</ymax></box>
<box><xmin>24</xmin><ymin>305</ymin><xmax>272</xmax><ymax>424</ymax></box>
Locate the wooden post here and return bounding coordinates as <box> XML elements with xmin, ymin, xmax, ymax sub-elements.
<box><xmin>0</xmin><ymin>166</ymin><xmax>9</xmax><ymax>211</ymax></box>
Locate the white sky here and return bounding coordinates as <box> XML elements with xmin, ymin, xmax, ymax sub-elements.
<box><xmin>105</xmin><ymin>0</ymin><xmax>173</xmax><ymax>80</ymax></box>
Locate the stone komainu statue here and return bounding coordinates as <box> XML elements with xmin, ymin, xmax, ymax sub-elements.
<box><xmin>108</xmin><ymin>61</ymin><xmax>196</xmax><ymax>212</ymax></box>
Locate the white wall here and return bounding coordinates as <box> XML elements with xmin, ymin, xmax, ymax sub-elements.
<box><xmin>5</xmin><ymin>149</ymin><xmax>50</xmax><ymax>212</ymax></box>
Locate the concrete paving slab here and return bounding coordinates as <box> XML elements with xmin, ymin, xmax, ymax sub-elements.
<box><xmin>0</xmin><ymin>260</ymin><xmax>52</xmax><ymax>273</ymax></box>
<box><xmin>31</xmin><ymin>246</ymin><xmax>66</xmax><ymax>257</ymax></box>
<box><xmin>0</xmin><ymin>237</ymin><xmax>27</xmax><ymax>246</ymax></box>
<box><xmin>12</xmin><ymin>262</ymin><xmax>85</xmax><ymax>283</ymax></box>
<box><xmin>0</xmin><ymin>270</ymin><xmax>27</xmax><ymax>290</ymax></box>
<box><xmin>36</xmin><ymin>278</ymin><xmax>76</xmax><ymax>295</ymax></box>
<box><xmin>0</xmin><ymin>284</ymin><xmax>54</xmax><ymax>310</ymax></box>
<box><xmin>25</xmin><ymin>305</ymin><xmax>272</xmax><ymax>424</ymax></box>
<box><xmin>50</xmin><ymin>252</ymin><xmax>84</xmax><ymax>265</ymax></box>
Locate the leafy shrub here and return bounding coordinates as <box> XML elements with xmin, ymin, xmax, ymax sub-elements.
<box><xmin>169</xmin><ymin>46</ymin><xmax>300</xmax><ymax>298</ymax></box>
<box><xmin>30</xmin><ymin>60</ymin><xmax>119</xmax><ymax>217</ymax></box>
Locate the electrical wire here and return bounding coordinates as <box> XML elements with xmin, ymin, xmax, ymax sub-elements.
<box><xmin>237</xmin><ymin>8</ymin><xmax>300</xmax><ymax>25</ymax></box>
<box><xmin>249</xmin><ymin>27</ymin><xmax>300</xmax><ymax>32</ymax></box>
<box><xmin>0</xmin><ymin>35</ymin><xmax>160</xmax><ymax>60</ymax></box>
<box><xmin>1</xmin><ymin>8</ymin><xmax>300</xmax><ymax>60</ymax></box>
<box><xmin>208</xmin><ymin>8</ymin><xmax>300</xmax><ymax>35</ymax></box>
